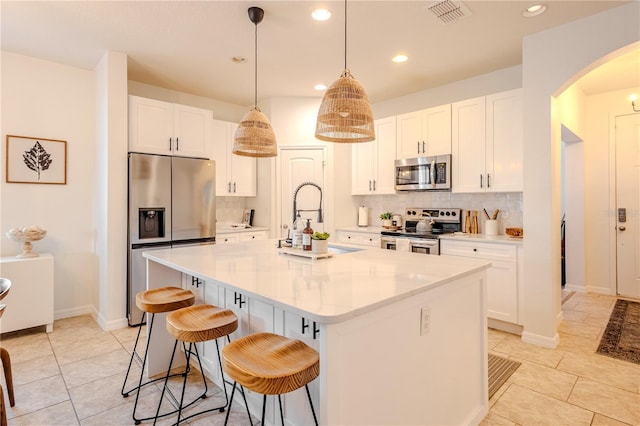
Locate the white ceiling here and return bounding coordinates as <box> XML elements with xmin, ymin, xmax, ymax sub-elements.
<box><xmin>1</xmin><ymin>1</ymin><xmax>638</xmax><ymax>106</ymax></box>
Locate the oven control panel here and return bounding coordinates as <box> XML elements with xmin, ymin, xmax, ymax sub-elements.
<box><xmin>405</xmin><ymin>208</ymin><xmax>461</xmax><ymax>223</ymax></box>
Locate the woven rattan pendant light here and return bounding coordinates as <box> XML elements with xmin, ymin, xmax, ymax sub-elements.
<box><xmin>315</xmin><ymin>0</ymin><xmax>375</xmax><ymax>143</ymax></box>
<box><xmin>233</xmin><ymin>7</ymin><xmax>277</xmax><ymax>158</ymax></box>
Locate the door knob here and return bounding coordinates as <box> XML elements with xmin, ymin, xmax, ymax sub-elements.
<box><xmin>618</xmin><ymin>226</ymin><xmax>626</xmax><ymax>231</ymax></box>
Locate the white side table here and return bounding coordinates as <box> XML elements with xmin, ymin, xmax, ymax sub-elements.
<box><xmin>0</xmin><ymin>253</ymin><xmax>54</xmax><ymax>333</ymax></box>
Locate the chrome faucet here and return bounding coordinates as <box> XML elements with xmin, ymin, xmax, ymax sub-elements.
<box><xmin>292</xmin><ymin>182</ymin><xmax>323</xmax><ymax>224</ymax></box>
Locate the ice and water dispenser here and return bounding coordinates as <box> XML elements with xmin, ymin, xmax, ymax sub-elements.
<box><xmin>138</xmin><ymin>208</ymin><xmax>165</xmax><ymax>239</ymax></box>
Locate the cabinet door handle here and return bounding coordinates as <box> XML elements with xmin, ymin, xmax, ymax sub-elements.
<box><xmin>191</xmin><ymin>276</ymin><xmax>202</xmax><ymax>288</ymax></box>
<box><xmin>487</xmin><ymin>173</ymin><xmax>491</xmax><ymax>189</ymax></box>
<box><xmin>169</xmin><ymin>137</ymin><xmax>172</xmax><ymax>151</ymax></box>
<box><xmin>373</xmin><ymin>180</ymin><xmax>376</xmax><ymax>191</ymax></box>
<box><xmin>176</xmin><ymin>137</ymin><xmax>179</xmax><ymax>151</ymax></box>
<box><xmin>302</xmin><ymin>317</ymin><xmax>310</xmax><ymax>334</ymax></box>
<box><xmin>417</xmin><ymin>141</ymin><xmax>420</xmax><ymax>154</ymax></box>
<box><xmin>234</xmin><ymin>291</ymin><xmax>246</xmax><ymax>308</ymax></box>
<box><xmin>422</xmin><ymin>141</ymin><xmax>426</xmax><ymax>153</ymax></box>
<box><xmin>480</xmin><ymin>174</ymin><xmax>483</xmax><ymax>188</ymax></box>
<box><xmin>233</xmin><ymin>182</ymin><xmax>237</xmax><ymax>193</ymax></box>
<box><xmin>369</xmin><ymin>180</ymin><xmax>372</xmax><ymax>191</ymax></box>
<box><xmin>228</xmin><ymin>182</ymin><xmax>231</xmax><ymax>193</ymax></box>
<box><xmin>313</xmin><ymin>321</ymin><xmax>320</xmax><ymax>339</ymax></box>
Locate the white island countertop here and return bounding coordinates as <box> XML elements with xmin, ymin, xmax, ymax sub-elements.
<box><xmin>144</xmin><ymin>239</ymin><xmax>490</xmax><ymax>324</ymax></box>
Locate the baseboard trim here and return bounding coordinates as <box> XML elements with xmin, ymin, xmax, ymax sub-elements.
<box><xmin>93</xmin><ymin>307</ymin><xmax>128</xmax><ymax>331</ymax></box>
<box><xmin>488</xmin><ymin>318</ymin><xmax>523</xmax><ymax>335</ymax></box>
<box><xmin>54</xmin><ymin>305</ymin><xmax>93</xmax><ymax>320</ymax></box>
<box><xmin>521</xmin><ymin>331</ymin><xmax>559</xmax><ymax>349</ymax></box>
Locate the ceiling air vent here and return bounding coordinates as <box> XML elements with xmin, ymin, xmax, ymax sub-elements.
<box><xmin>425</xmin><ymin>0</ymin><xmax>472</xmax><ymax>24</ymax></box>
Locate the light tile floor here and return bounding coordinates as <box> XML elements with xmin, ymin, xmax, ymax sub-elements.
<box><xmin>1</xmin><ymin>292</ymin><xmax>639</xmax><ymax>425</ymax></box>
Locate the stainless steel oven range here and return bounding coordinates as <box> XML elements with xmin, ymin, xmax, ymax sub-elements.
<box><xmin>380</xmin><ymin>208</ymin><xmax>462</xmax><ymax>255</ymax></box>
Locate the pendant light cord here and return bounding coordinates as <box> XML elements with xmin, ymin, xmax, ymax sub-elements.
<box><xmin>254</xmin><ymin>21</ymin><xmax>258</xmax><ymax>107</ymax></box>
<box><xmin>344</xmin><ymin>0</ymin><xmax>348</xmax><ymax>71</ymax></box>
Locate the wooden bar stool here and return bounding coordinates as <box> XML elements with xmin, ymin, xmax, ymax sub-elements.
<box><xmin>121</xmin><ymin>286</ymin><xmax>195</xmax><ymax>424</ymax></box>
<box><xmin>0</xmin><ymin>278</ymin><xmax>14</xmax><ymax>426</ymax></box>
<box><xmin>153</xmin><ymin>304</ymin><xmax>240</xmax><ymax>425</ymax></box>
<box><xmin>222</xmin><ymin>332</ymin><xmax>320</xmax><ymax>426</ymax></box>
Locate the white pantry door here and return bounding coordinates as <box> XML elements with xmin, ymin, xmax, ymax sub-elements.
<box><xmin>279</xmin><ymin>148</ymin><xmax>326</xmax><ymax>239</ymax></box>
<box><xmin>616</xmin><ymin>113</ymin><xmax>640</xmax><ymax>298</ymax></box>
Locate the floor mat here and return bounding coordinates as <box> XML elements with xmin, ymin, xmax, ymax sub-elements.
<box><xmin>488</xmin><ymin>353</ymin><xmax>521</xmax><ymax>399</ymax></box>
<box><xmin>596</xmin><ymin>299</ymin><xmax>640</xmax><ymax>364</ymax></box>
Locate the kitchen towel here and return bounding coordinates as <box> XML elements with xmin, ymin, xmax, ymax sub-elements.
<box><xmin>395</xmin><ymin>238</ymin><xmax>411</xmax><ymax>252</ymax></box>
<box><xmin>358</xmin><ymin>206</ymin><xmax>369</xmax><ymax>227</ymax></box>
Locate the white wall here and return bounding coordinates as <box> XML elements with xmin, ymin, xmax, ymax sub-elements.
<box><xmin>0</xmin><ymin>51</ymin><xmax>97</xmax><ymax>318</ymax></box>
<box><xmin>584</xmin><ymin>86</ymin><xmax>640</xmax><ymax>294</ymax></box>
<box><xmin>373</xmin><ymin>65</ymin><xmax>522</xmax><ymax>119</ymax></box>
<box><xmin>94</xmin><ymin>51</ymin><xmax>129</xmax><ymax>330</ymax></box>
<box><xmin>522</xmin><ymin>2</ymin><xmax>639</xmax><ymax>347</ymax></box>
<box><xmin>558</xmin><ymin>85</ymin><xmax>587</xmax><ymax>292</ymax></box>
<box><xmin>260</xmin><ymin>97</ymin><xmax>352</xmax><ymax>237</ymax></box>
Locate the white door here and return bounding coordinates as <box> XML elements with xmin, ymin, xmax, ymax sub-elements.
<box><xmin>616</xmin><ymin>113</ymin><xmax>640</xmax><ymax>298</ymax></box>
<box><xmin>279</xmin><ymin>148</ymin><xmax>325</xmax><ymax>239</ymax></box>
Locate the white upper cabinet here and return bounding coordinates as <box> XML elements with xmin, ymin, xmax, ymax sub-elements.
<box><xmin>396</xmin><ymin>104</ymin><xmax>451</xmax><ymax>159</ymax></box>
<box><xmin>486</xmin><ymin>89</ymin><xmax>523</xmax><ymax>192</ymax></box>
<box><xmin>452</xmin><ymin>89</ymin><xmax>523</xmax><ymax>193</ymax></box>
<box><xmin>128</xmin><ymin>95</ymin><xmax>211</xmax><ymax>158</ymax></box>
<box><xmin>211</xmin><ymin>119</ymin><xmax>257</xmax><ymax>197</ymax></box>
<box><xmin>352</xmin><ymin>116</ymin><xmax>397</xmax><ymax>195</ymax></box>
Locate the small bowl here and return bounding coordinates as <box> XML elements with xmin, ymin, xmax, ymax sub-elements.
<box><xmin>505</xmin><ymin>227</ymin><xmax>523</xmax><ymax>238</ymax></box>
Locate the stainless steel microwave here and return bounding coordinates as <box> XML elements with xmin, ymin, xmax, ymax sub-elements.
<box><xmin>395</xmin><ymin>154</ymin><xmax>452</xmax><ymax>191</ymax></box>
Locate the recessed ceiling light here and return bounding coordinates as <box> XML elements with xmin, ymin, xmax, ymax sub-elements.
<box><xmin>523</xmin><ymin>4</ymin><xmax>547</xmax><ymax>17</ymax></box>
<box><xmin>392</xmin><ymin>54</ymin><xmax>408</xmax><ymax>63</ymax></box>
<box><xmin>314</xmin><ymin>84</ymin><xmax>328</xmax><ymax>91</ymax></box>
<box><xmin>312</xmin><ymin>9</ymin><xmax>331</xmax><ymax>21</ymax></box>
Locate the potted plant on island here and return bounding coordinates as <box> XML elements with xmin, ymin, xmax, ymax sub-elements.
<box><xmin>311</xmin><ymin>231</ymin><xmax>330</xmax><ymax>254</ymax></box>
<box><xmin>379</xmin><ymin>212</ymin><xmax>394</xmax><ymax>228</ymax></box>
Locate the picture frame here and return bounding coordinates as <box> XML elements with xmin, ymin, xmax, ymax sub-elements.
<box><xmin>5</xmin><ymin>135</ymin><xmax>67</xmax><ymax>184</ymax></box>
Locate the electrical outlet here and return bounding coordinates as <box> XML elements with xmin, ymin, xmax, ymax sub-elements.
<box><xmin>421</xmin><ymin>306</ymin><xmax>431</xmax><ymax>336</ymax></box>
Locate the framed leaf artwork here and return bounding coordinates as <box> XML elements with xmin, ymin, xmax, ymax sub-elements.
<box><xmin>5</xmin><ymin>135</ymin><xmax>67</xmax><ymax>184</ymax></box>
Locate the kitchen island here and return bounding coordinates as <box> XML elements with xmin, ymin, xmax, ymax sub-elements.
<box><xmin>144</xmin><ymin>239</ymin><xmax>490</xmax><ymax>425</ymax></box>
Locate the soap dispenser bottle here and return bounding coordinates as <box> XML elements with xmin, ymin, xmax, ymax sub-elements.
<box><xmin>302</xmin><ymin>219</ymin><xmax>313</xmax><ymax>251</ymax></box>
<box><xmin>292</xmin><ymin>212</ymin><xmax>304</xmax><ymax>249</ymax></box>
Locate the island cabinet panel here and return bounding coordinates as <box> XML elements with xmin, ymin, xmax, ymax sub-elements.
<box><xmin>323</xmin><ymin>270</ymin><xmax>487</xmax><ymax>425</ymax></box>
<box><xmin>441</xmin><ymin>239</ymin><xmax>518</xmax><ymax>323</ymax></box>
<box><xmin>277</xmin><ymin>310</ymin><xmax>321</xmax><ymax>426</ymax></box>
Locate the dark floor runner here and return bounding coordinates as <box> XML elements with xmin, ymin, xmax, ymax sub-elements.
<box><xmin>596</xmin><ymin>299</ymin><xmax>640</xmax><ymax>365</ymax></box>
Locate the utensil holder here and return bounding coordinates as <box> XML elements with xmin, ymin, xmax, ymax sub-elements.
<box><xmin>485</xmin><ymin>219</ymin><xmax>499</xmax><ymax>236</ymax></box>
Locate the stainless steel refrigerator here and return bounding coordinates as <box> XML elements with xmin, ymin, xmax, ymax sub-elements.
<box><xmin>127</xmin><ymin>153</ymin><xmax>215</xmax><ymax>325</ymax></box>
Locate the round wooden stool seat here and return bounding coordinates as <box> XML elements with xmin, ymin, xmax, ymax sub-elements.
<box><xmin>135</xmin><ymin>286</ymin><xmax>195</xmax><ymax>314</ymax></box>
<box><xmin>167</xmin><ymin>304</ymin><xmax>238</xmax><ymax>343</ymax></box>
<box><xmin>222</xmin><ymin>332</ymin><xmax>320</xmax><ymax>395</ymax></box>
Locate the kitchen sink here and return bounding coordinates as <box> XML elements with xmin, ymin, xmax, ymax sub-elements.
<box><xmin>327</xmin><ymin>244</ymin><xmax>363</xmax><ymax>254</ymax></box>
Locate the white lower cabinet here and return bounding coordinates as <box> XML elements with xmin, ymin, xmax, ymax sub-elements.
<box><xmin>217</xmin><ymin>230</ymin><xmax>268</xmax><ymax>244</ymax></box>
<box><xmin>336</xmin><ymin>230</ymin><xmax>381</xmax><ymax>247</ymax></box>
<box><xmin>278</xmin><ymin>310</ymin><xmax>320</xmax><ymax>426</ymax></box>
<box><xmin>199</xmin><ymin>279</ymin><xmax>321</xmax><ymax>425</ymax></box>
<box><xmin>440</xmin><ymin>239</ymin><xmax>519</xmax><ymax>323</ymax></box>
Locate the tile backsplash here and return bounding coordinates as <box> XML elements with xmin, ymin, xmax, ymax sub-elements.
<box><xmin>353</xmin><ymin>192</ymin><xmax>523</xmax><ymax>233</ymax></box>
<box><xmin>215</xmin><ymin>196</ymin><xmax>248</xmax><ymax>224</ymax></box>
